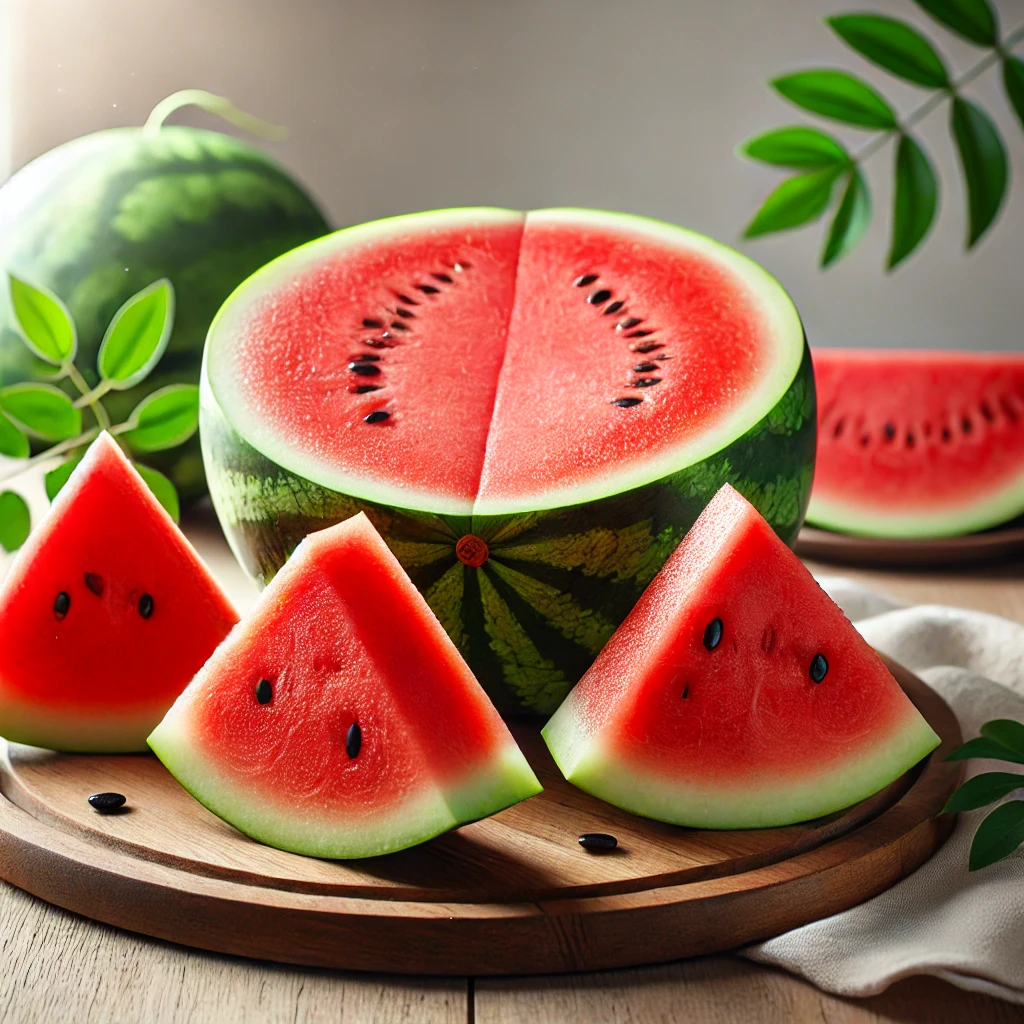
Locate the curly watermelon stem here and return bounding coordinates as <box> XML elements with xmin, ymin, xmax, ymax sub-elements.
<box><xmin>64</xmin><ymin>363</ymin><xmax>111</xmax><ymax>431</ymax></box>
<box><xmin>143</xmin><ymin>90</ymin><xmax>289</xmax><ymax>141</ymax></box>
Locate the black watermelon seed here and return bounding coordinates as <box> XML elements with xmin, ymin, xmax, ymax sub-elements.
<box><xmin>390</xmin><ymin>321</ymin><xmax>410</xmax><ymax>331</ymax></box>
<box><xmin>632</xmin><ymin>378</ymin><xmax>662</xmax><ymax>388</ymax></box>
<box><xmin>415</xmin><ymin>284</ymin><xmax>440</xmax><ymax>295</ymax></box>
<box><xmin>346</xmin><ymin>722</ymin><xmax>362</xmax><ymax>758</ymax></box>
<box><xmin>364</xmin><ymin>410</ymin><xmax>390</xmax><ymax>424</ymax></box>
<box><xmin>432</xmin><ymin>272</ymin><xmax>453</xmax><ymax>284</ymax></box>
<box><xmin>631</xmin><ymin>342</ymin><xmax>664</xmax><ymax>354</ymax></box>
<box><xmin>350</xmin><ymin>384</ymin><xmax>383</xmax><ymax>394</ymax></box>
<box><xmin>84</xmin><ymin>573</ymin><xmax>104</xmax><ymax>596</ymax></box>
<box><xmin>589</xmin><ymin>289</ymin><xmax>613</xmax><ymax>305</ymax></box>
<box><xmin>396</xmin><ymin>293</ymin><xmax>419</xmax><ymax>306</ymax></box>
<box><xmin>362</xmin><ymin>338</ymin><xmax>389</xmax><ymax>349</ymax></box>
<box><xmin>810</xmin><ymin>653</ymin><xmax>829</xmax><ymax>683</ymax></box>
<box><xmin>618</xmin><ymin>317</ymin><xmax>642</xmax><ymax>329</ymax></box>
<box><xmin>633</xmin><ymin>363</ymin><xmax>658</xmax><ymax>373</ymax></box>
<box><xmin>138</xmin><ymin>593</ymin><xmax>154</xmax><ymax>619</ymax></box>
<box><xmin>362</xmin><ymin>318</ymin><xmax>384</xmax><ymax>329</ymax></box>
<box><xmin>578</xmin><ymin>832</ymin><xmax>617</xmax><ymax>851</ymax></box>
<box><xmin>883</xmin><ymin>423</ymin><xmax>896</xmax><ymax>441</ymax></box>
<box><xmin>88</xmin><ymin>792</ymin><xmax>126</xmax><ymax>813</ymax></box>
<box><xmin>349</xmin><ymin>362</ymin><xmax>381</xmax><ymax>377</ymax></box>
<box><xmin>682</xmin><ymin>684</ymin><xmax>690</xmax><ymax>700</ymax></box>
<box><xmin>626</xmin><ymin>329</ymin><xmax>654</xmax><ymax>338</ymax></box>
<box><xmin>53</xmin><ymin>591</ymin><xmax>70</xmax><ymax>620</ymax></box>
<box><xmin>574</xmin><ymin>274</ymin><xmax>598</xmax><ymax>287</ymax></box>
<box><xmin>395</xmin><ymin>307</ymin><xmax>415</xmax><ymax>318</ymax></box>
<box><xmin>962</xmin><ymin>416</ymin><xmax>973</xmax><ymax>434</ymax></box>
<box><xmin>603</xmin><ymin>300</ymin><xmax>625</xmax><ymax>315</ymax></box>
<box><xmin>350</xmin><ymin>354</ymin><xmax>381</xmax><ymax>362</ymax></box>
<box><xmin>255</xmin><ymin>678</ymin><xmax>273</xmax><ymax>704</ymax></box>
<box><xmin>703</xmin><ymin>617</ymin><xmax>723</xmax><ymax>651</ymax></box>
<box><xmin>612</xmin><ymin>397</ymin><xmax>643</xmax><ymax>408</ymax></box>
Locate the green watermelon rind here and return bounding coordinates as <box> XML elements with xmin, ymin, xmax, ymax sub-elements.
<box><xmin>148</xmin><ymin>694</ymin><xmax>541</xmax><ymax>860</ymax></box>
<box><xmin>204</xmin><ymin>207</ymin><xmax>806</xmax><ymax>518</ymax></box>
<box><xmin>806</xmin><ymin>473</ymin><xmax>1024</xmax><ymax>539</ymax></box>
<box><xmin>541</xmin><ymin>696</ymin><xmax>940</xmax><ymax>829</ymax></box>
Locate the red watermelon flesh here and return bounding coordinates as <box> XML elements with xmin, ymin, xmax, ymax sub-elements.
<box><xmin>810</xmin><ymin>349</ymin><xmax>1024</xmax><ymax>537</ymax></box>
<box><xmin>0</xmin><ymin>433</ymin><xmax>238</xmax><ymax>752</ymax></box>
<box><xmin>148</xmin><ymin>512</ymin><xmax>541</xmax><ymax>858</ymax></box>
<box><xmin>209</xmin><ymin>208</ymin><xmax>803</xmax><ymax>516</ymax></box>
<box><xmin>542</xmin><ymin>484</ymin><xmax>940</xmax><ymax>828</ymax></box>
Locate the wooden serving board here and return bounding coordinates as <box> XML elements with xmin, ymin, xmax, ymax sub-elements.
<box><xmin>795</xmin><ymin>522</ymin><xmax>1024</xmax><ymax>568</ymax></box>
<box><xmin>0</xmin><ymin>656</ymin><xmax>961</xmax><ymax>976</ymax></box>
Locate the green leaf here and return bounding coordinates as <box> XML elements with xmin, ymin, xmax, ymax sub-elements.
<box><xmin>134</xmin><ymin>463</ymin><xmax>180</xmax><ymax>522</ymax></box>
<box><xmin>913</xmin><ymin>0</ymin><xmax>997</xmax><ymax>46</ymax></box>
<box><xmin>888</xmin><ymin>133</ymin><xmax>938</xmax><ymax>269</ymax></box>
<box><xmin>980</xmin><ymin>719</ymin><xmax>1024</xmax><ymax>756</ymax></box>
<box><xmin>743</xmin><ymin>168</ymin><xmax>843</xmax><ymax>239</ymax></box>
<box><xmin>951</xmin><ymin>96</ymin><xmax>1008</xmax><ymax>247</ymax></box>
<box><xmin>944</xmin><ymin>772</ymin><xmax>1024</xmax><ymax>813</ymax></box>
<box><xmin>821</xmin><ymin>167</ymin><xmax>872</xmax><ymax>267</ymax></box>
<box><xmin>828</xmin><ymin>15</ymin><xmax>949</xmax><ymax>88</ymax></box>
<box><xmin>740</xmin><ymin>126</ymin><xmax>849</xmax><ymax>169</ymax></box>
<box><xmin>0</xmin><ymin>383</ymin><xmax>81</xmax><ymax>442</ymax></box>
<box><xmin>97</xmin><ymin>279</ymin><xmax>175</xmax><ymax>390</ymax></box>
<box><xmin>946</xmin><ymin>736</ymin><xmax>1024</xmax><ymax>765</ymax></box>
<box><xmin>7</xmin><ymin>275</ymin><xmax>77</xmax><ymax>365</ymax></box>
<box><xmin>0</xmin><ymin>412</ymin><xmax>29</xmax><ymax>460</ymax></box>
<box><xmin>969</xmin><ymin>800</ymin><xmax>1024</xmax><ymax>870</ymax></box>
<box><xmin>44</xmin><ymin>455</ymin><xmax>83</xmax><ymax>502</ymax></box>
<box><xmin>120</xmin><ymin>384</ymin><xmax>199</xmax><ymax>452</ymax></box>
<box><xmin>1003</xmin><ymin>57</ymin><xmax>1024</xmax><ymax>132</ymax></box>
<box><xmin>772</xmin><ymin>70</ymin><xmax>898</xmax><ymax>129</ymax></box>
<box><xmin>0</xmin><ymin>490</ymin><xmax>31</xmax><ymax>552</ymax></box>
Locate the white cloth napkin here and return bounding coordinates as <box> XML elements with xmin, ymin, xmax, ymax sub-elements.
<box><xmin>744</xmin><ymin>577</ymin><xmax>1024</xmax><ymax>1005</ymax></box>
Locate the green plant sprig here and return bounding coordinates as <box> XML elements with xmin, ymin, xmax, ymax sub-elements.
<box><xmin>739</xmin><ymin>0</ymin><xmax>1024</xmax><ymax>269</ymax></box>
<box><xmin>944</xmin><ymin>718</ymin><xmax>1024</xmax><ymax>870</ymax></box>
<box><xmin>0</xmin><ymin>275</ymin><xmax>200</xmax><ymax>552</ymax></box>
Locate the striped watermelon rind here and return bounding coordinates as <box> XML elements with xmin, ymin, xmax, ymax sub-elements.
<box><xmin>0</xmin><ymin>125</ymin><xmax>329</xmax><ymax>497</ymax></box>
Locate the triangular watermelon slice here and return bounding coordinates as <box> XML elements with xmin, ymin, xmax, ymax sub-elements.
<box><xmin>149</xmin><ymin>512</ymin><xmax>542</xmax><ymax>858</ymax></box>
<box><xmin>0</xmin><ymin>433</ymin><xmax>238</xmax><ymax>752</ymax></box>
<box><xmin>542</xmin><ymin>484</ymin><xmax>940</xmax><ymax>828</ymax></box>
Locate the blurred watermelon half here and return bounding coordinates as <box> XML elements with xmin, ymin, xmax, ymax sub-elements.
<box><xmin>0</xmin><ymin>91</ymin><xmax>330</xmax><ymax>500</ymax></box>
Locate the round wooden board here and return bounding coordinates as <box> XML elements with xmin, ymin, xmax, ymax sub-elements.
<box><xmin>795</xmin><ymin>522</ymin><xmax>1024</xmax><ymax>568</ymax></box>
<box><xmin>0</xmin><ymin>656</ymin><xmax>961</xmax><ymax>976</ymax></box>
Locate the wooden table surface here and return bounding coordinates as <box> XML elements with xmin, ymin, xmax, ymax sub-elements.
<box><xmin>1</xmin><ymin>511</ymin><xmax>1022</xmax><ymax>1023</ymax></box>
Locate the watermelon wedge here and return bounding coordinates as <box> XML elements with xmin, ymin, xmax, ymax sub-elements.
<box><xmin>148</xmin><ymin>512</ymin><xmax>542</xmax><ymax>859</ymax></box>
<box><xmin>542</xmin><ymin>484</ymin><xmax>940</xmax><ymax>828</ymax></box>
<box><xmin>203</xmin><ymin>207</ymin><xmax>816</xmax><ymax>715</ymax></box>
<box><xmin>809</xmin><ymin>349</ymin><xmax>1024</xmax><ymax>537</ymax></box>
<box><xmin>0</xmin><ymin>433</ymin><xmax>238</xmax><ymax>752</ymax></box>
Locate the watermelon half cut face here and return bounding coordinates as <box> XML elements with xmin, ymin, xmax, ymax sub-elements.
<box><xmin>542</xmin><ymin>485</ymin><xmax>940</xmax><ymax>829</ymax></box>
<box><xmin>149</xmin><ymin>513</ymin><xmax>541</xmax><ymax>859</ymax></box>
<box><xmin>0</xmin><ymin>433</ymin><xmax>238</xmax><ymax>752</ymax></box>
<box><xmin>809</xmin><ymin>349</ymin><xmax>1024</xmax><ymax>537</ymax></box>
<box><xmin>203</xmin><ymin>208</ymin><xmax>815</xmax><ymax>714</ymax></box>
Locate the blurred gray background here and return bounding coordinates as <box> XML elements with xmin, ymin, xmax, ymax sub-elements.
<box><xmin>4</xmin><ymin>0</ymin><xmax>1024</xmax><ymax>351</ymax></box>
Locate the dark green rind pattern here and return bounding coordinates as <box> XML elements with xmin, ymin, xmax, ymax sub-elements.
<box><xmin>202</xmin><ymin>344</ymin><xmax>815</xmax><ymax>716</ymax></box>
<box><xmin>0</xmin><ymin>126</ymin><xmax>329</xmax><ymax>498</ymax></box>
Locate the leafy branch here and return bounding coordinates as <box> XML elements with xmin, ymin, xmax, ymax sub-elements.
<box><xmin>739</xmin><ymin>0</ymin><xmax>1024</xmax><ymax>269</ymax></box>
<box><xmin>0</xmin><ymin>276</ymin><xmax>199</xmax><ymax>552</ymax></box>
<box><xmin>945</xmin><ymin>718</ymin><xmax>1024</xmax><ymax>870</ymax></box>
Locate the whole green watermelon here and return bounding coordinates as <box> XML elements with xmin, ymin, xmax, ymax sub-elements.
<box><xmin>0</xmin><ymin>119</ymin><xmax>330</xmax><ymax>499</ymax></box>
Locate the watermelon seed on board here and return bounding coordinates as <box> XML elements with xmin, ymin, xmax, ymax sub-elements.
<box><xmin>87</xmin><ymin>792</ymin><xmax>127</xmax><ymax>813</ymax></box>
<box><xmin>578</xmin><ymin>832</ymin><xmax>618</xmax><ymax>851</ymax></box>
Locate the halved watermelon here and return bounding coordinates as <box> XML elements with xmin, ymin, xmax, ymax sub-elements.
<box><xmin>809</xmin><ymin>349</ymin><xmax>1024</xmax><ymax>537</ymax></box>
<box><xmin>202</xmin><ymin>208</ymin><xmax>815</xmax><ymax>715</ymax></box>
<box><xmin>542</xmin><ymin>484</ymin><xmax>940</xmax><ymax>828</ymax></box>
<box><xmin>0</xmin><ymin>433</ymin><xmax>238</xmax><ymax>752</ymax></box>
<box><xmin>148</xmin><ymin>512</ymin><xmax>541</xmax><ymax>858</ymax></box>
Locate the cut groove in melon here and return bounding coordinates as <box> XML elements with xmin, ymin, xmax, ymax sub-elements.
<box><xmin>149</xmin><ymin>512</ymin><xmax>541</xmax><ymax>858</ymax></box>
